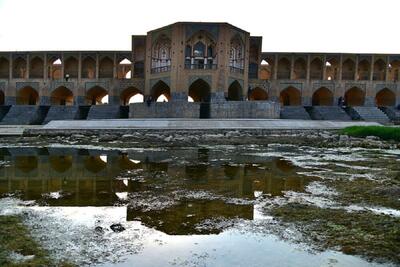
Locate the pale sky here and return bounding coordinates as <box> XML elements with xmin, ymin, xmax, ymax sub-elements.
<box><xmin>0</xmin><ymin>0</ymin><xmax>399</xmax><ymax>53</ymax></box>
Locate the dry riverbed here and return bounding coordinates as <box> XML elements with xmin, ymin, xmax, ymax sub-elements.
<box><xmin>0</xmin><ymin>130</ymin><xmax>399</xmax><ymax>266</ymax></box>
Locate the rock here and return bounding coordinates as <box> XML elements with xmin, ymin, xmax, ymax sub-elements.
<box><xmin>122</xmin><ymin>134</ymin><xmax>134</xmax><ymax>139</ymax></box>
<box><xmin>72</xmin><ymin>134</ymin><xmax>85</xmax><ymax>139</ymax></box>
<box><xmin>366</xmin><ymin>135</ymin><xmax>379</xmax><ymax>141</ymax></box>
<box><xmin>339</xmin><ymin>135</ymin><xmax>349</xmax><ymax>142</ymax></box>
<box><xmin>110</xmin><ymin>223</ymin><xmax>126</xmax><ymax>233</ymax></box>
<box><xmin>95</xmin><ymin>226</ymin><xmax>104</xmax><ymax>234</ymax></box>
<box><xmin>164</xmin><ymin>136</ymin><xmax>173</xmax><ymax>142</ymax></box>
<box><xmin>99</xmin><ymin>134</ymin><xmax>118</xmax><ymax>142</ymax></box>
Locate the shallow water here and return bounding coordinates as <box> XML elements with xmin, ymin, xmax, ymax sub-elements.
<box><xmin>0</xmin><ymin>145</ymin><xmax>398</xmax><ymax>266</ymax></box>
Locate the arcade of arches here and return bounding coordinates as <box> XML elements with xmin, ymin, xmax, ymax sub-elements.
<box><xmin>86</xmin><ymin>86</ymin><xmax>108</xmax><ymax>105</ymax></box>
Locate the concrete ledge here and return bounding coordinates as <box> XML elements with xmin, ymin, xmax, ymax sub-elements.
<box><xmin>41</xmin><ymin>119</ymin><xmax>381</xmax><ymax>130</ymax></box>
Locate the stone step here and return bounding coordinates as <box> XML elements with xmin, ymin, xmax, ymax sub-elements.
<box><xmin>349</xmin><ymin>106</ymin><xmax>390</xmax><ymax>123</ymax></box>
<box><xmin>280</xmin><ymin>106</ymin><xmax>311</xmax><ymax>120</ymax></box>
<box><xmin>42</xmin><ymin>106</ymin><xmax>82</xmax><ymax>124</ymax></box>
<box><xmin>380</xmin><ymin>107</ymin><xmax>400</xmax><ymax>123</ymax></box>
<box><xmin>307</xmin><ymin>106</ymin><xmax>352</xmax><ymax>121</ymax></box>
<box><xmin>0</xmin><ymin>105</ymin><xmax>50</xmax><ymax>125</ymax></box>
<box><xmin>87</xmin><ymin>105</ymin><xmax>127</xmax><ymax>120</ymax></box>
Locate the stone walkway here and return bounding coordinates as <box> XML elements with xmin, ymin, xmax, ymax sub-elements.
<box><xmin>41</xmin><ymin>119</ymin><xmax>382</xmax><ymax>130</ymax></box>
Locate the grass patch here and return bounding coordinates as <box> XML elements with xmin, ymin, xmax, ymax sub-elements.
<box><xmin>0</xmin><ymin>215</ymin><xmax>75</xmax><ymax>267</ymax></box>
<box><xmin>341</xmin><ymin>126</ymin><xmax>400</xmax><ymax>141</ymax></box>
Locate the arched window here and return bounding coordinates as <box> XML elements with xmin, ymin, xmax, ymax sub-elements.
<box><xmin>185</xmin><ymin>31</ymin><xmax>216</xmax><ymax>70</ymax></box>
<box><xmin>229</xmin><ymin>35</ymin><xmax>244</xmax><ymax>70</ymax></box>
<box><xmin>194</xmin><ymin>42</ymin><xmax>206</xmax><ymax>57</ymax></box>
<box><xmin>151</xmin><ymin>35</ymin><xmax>171</xmax><ymax>73</ymax></box>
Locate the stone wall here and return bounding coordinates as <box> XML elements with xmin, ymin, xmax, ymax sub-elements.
<box><xmin>129</xmin><ymin>101</ymin><xmax>280</xmax><ymax>119</ymax></box>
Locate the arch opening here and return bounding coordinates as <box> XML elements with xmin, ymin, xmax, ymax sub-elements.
<box><xmin>293</xmin><ymin>58</ymin><xmax>306</xmax><ymax>79</ymax></box>
<box><xmin>280</xmin><ymin>87</ymin><xmax>301</xmax><ymax>106</ymax></box>
<box><xmin>64</xmin><ymin>57</ymin><xmax>78</xmax><ymax>78</ymax></box>
<box><xmin>0</xmin><ymin>57</ymin><xmax>9</xmax><ymax>78</ymax></box>
<box><xmin>99</xmin><ymin>57</ymin><xmax>114</xmax><ymax>78</ymax></box>
<box><xmin>249</xmin><ymin>87</ymin><xmax>268</xmax><ymax>101</ymax></box>
<box><xmin>373</xmin><ymin>59</ymin><xmax>386</xmax><ymax>81</ymax></box>
<box><xmin>151</xmin><ymin>81</ymin><xmax>170</xmax><ymax>102</ymax></box>
<box><xmin>120</xmin><ymin>87</ymin><xmax>143</xmax><ymax>105</ymax></box>
<box><xmin>260</xmin><ymin>57</ymin><xmax>273</xmax><ymax>80</ymax></box>
<box><xmin>17</xmin><ymin>86</ymin><xmax>39</xmax><ymax>105</ymax></box>
<box><xmin>345</xmin><ymin>87</ymin><xmax>365</xmax><ymax>106</ymax></box>
<box><xmin>357</xmin><ymin>59</ymin><xmax>370</xmax><ymax>80</ymax></box>
<box><xmin>188</xmin><ymin>79</ymin><xmax>211</xmax><ymax>102</ymax></box>
<box><xmin>227</xmin><ymin>81</ymin><xmax>243</xmax><ymax>101</ymax></box>
<box><xmin>326</xmin><ymin>57</ymin><xmax>339</xmax><ymax>80</ymax></box>
<box><xmin>342</xmin><ymin>58</ymin><xmax>355</xmax><ymax>80</ymax></box>
<box><xmin>29</xmin><ymin>57</ymin><xmax>44</xmax><ymax>79</ymax></box>
<box><xmin>118</xmin><ymin>58</ymin><xmax>132</xmax><ymax>79</ymax></box>
<box><xmin>47</xmin><ymin>57</ymin><xmax>62</xmax><ymax>80</ymax></box>
<box><xmin>388</xmin><ymin>60</ymin><xmax>400</xmax><ymax>82</ymax></box>
<box><xmin>13</xmin><ymin>57</ymin><xmax>27</xmax><ymax>79</ymax></box>
<box><xmin>86</xmin><ymin>86</ymin><xmax>108</xmax><ymax>105</ymax></box>
<box><xmin>312</xmin><ymin>87</ymin><xmax>333</xmax><ymax>106</ymax></box>
<box><xmin>51</xmin><ymin>86</ymin><xmax>73</xmax><ymax>105</ymax></box>
<box><xmin>277</xmin><ymin>58</ymin><xmax>290</xmax><ymax>79</ymax></box>
<box><xmin>81</xmin><ymin>57</ymin><xmax>96</xmax><ymax>79</ymax></box>
<box><xmin>310</xmin><ymin>58</ymin><xmax>323</xmax><ymax>80</ymax></box>
<box><xmin>376</xmin><ymin>88</ymin><xmax>395</xmax><ymax>107</ymax></box>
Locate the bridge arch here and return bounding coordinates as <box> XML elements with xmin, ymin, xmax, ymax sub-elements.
<box><xmin>151</xmin><ymin>80</ymin><xmax>170</xmax><ymax>102</ymax></box>
<box><xmin>17</xmin><ymin>86</ymin><xmax>39</xmax><ymax>105</ymax></box>
<box><xmin>249</xmin><ymin>87</ymin><xmax>268</xmax><ymax>101</ymax></box>
<box><xmin>277</xmin><ymin>57</ymin><xmax>290</xmax><ymax>79</ymax></box>
<box><xmin>345</xmin><ymin>87</ymin><xmax>365</xmax><ymax>106</ymax></box>
<box><xmin>120</xmin><ymin>87</ymin><xmax>143</xmax><ymax>105</ymax></box>
<box><xmin>29</xmin><ymin>57</ymin><xmax>44</xmax><ymax>78</ymax></box>
<box><xmin>312</xmin><ymin>87</ymin><xmax>333</xmax><ymax>106</ymax></box>
<box><xmin>188</xmin><ymin>79</ymin><xmax>211</xmax><ymax>102</ymax></box>
<box><xmin>86</xmin><ymin>86</ymin><xmax>108</xmax><ymax>105</ymax></box>
<box><xmin>13</xmin><ymin>57</ymin><xmax>27</xmax><ymax>79</ymax></box>
<box><xmin>64</xmin><ymin>57</ymin><xmax>78</xmax><ymax>78</ymax></box>
<box><xmin>280</xmin><ymin>86</ymin><xmax>301</xmax><ymax>106</ymax></box>
<box><xmin>99</xmin><ymin>57</ymin><xmax>114</xmax><ymax>78</ymax></box>
<box><xmin>51</xmin><ymin>86</ymin><xmax>74</xmax><ymax>105</ymax></box>
<box><xmin>376</xmin><ymin>88</ymin><xmax>396</xmax><ymax>107</ymax></box>
<box><xmin>0</xmin><ymin>57</ymin><xmax>9</xmax><ymax>78</ymax></box>
<box><xmin>81</xmin><ymin>56</ymin><xmax>96</xmax><ymax>79</ymax></box>
<box><xmin>293</xmin><ymin>58</ymin><xmax>306</xmax><ymax>79</ymax></box>
<box><xmin>227</xmin><ymin>80</ymin><xmax>242</xmax><ymax>101</ymax></box>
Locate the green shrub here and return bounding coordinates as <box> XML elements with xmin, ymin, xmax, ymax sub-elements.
<box><xmin>341</xmin><ymin>126</ymin><xmax>400</xmax><ymax>141</ymax></box>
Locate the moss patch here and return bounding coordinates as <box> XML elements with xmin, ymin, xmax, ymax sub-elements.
<box><xmin>0</xmin><ymin>215</ymin><xmax>74</xmax><ymax>267</ymax></box>
<box><xmin>341</xmin><ymin>126</ymin><xmax>400</xmax><ymax>142</ymax></box>
<box><xmin>271</xmin><ymin>203</ymin><xmax>400</xmax><ymax>264</ymax></box>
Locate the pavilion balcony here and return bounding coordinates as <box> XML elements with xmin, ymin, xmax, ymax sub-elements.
<box><xmin>184</xmin><ymin>63</ymin><xmax>217</xmax><ymax>70</ymax></box>
<box><xmin>230</xmin><ymin>66</ymin><xmax>244</xmax><ymax>74</ymax></box>
<box><xmin>151</xmin><ymin>66</ymin><xmax>171</xmax><ymax>74</ymax></box>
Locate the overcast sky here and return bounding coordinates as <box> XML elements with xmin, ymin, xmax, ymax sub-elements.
<box><xmin>0</xmin><ymin>0</ymin><xmax>399</xmax><ymax>53</ymax></box>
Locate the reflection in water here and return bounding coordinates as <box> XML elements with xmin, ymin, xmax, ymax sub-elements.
<box><xmin>0</xmin><ymin>147</ymin><xmax>314</xmax><ymax>234</ymax></box>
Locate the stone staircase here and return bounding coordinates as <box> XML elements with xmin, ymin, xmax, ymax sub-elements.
<box><xmin>306</xmin><ymin>106</ymin><xmax>352</xmax><ymax>121</ymax></box>
<box><xmin>42</xmin><ymin>106</ymin><xmax>81</xmax><ymax>124</ymax></box>
<box><xmin>0</xmin><ymin>105</ymin><xmax>50</xmax><ymax>125</ymax></box>
<box><xmin>86</xmin><ymin>105</ymin><xmax>127</xmax><ymax>120</ymax></box>
<box><xmin>380</xmin><ymin>107</ymin><xmax>400</xmax><ymax>123</ymax></box>
<box><xmin>347</xmin><ymin>106</ymin><xmax>390</xmax><ymax>123</ymax></box>
<box><xmin>280</xmin><ymin>106</ymin><xmax>311</xmax><ymax>120</ymax></box>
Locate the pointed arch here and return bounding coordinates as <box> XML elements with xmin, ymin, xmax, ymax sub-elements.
<box><xmin>0</xmin><ymin>57</ymin><xmax>9</xmax><ymax>78</ymax></box>
<box><xmin>120</xmin><ymin>87</ymin><xmax>143</xmax><ymax>105</ymax></box>
<box><xmin>151</xmin><ymin>80</ymin><xmax>170</xmax><ymax>102</ymax></box>
<box><xmin>81</xmin><ymin>56</ymin><xmax>96</xmax><ymax>79</ymax></box>
<box><xmin>345</xmin><ymin>87</ymin><xmax>365</xmax><ymax>106</ymax></box>
<box><xmin>17</xmin><ymin>86</ymin><xmax>39</xmax><ymax>105</ymax></box>
<box><xmin>325</xmin><ymin>57</ymin><xmax>339</xmax><ymax>80</ymax></box>
<box><xmin>188</xmin><ymin>79</ymin><xmax>211</xmax><ymax>102</ymax></box>
<box><xmin>293</xmin><ymin>58</ymin><xmax>306</xmax><ymax>79</ymax></box>
<box><xmin>86</xmin><ymin>86</ymin><xmax>108</xmax><ymax>105</ymax></box>
<box><xmin>249</xmin><ymin>87</ymin><xmax>268</xmax><ymax>101</ymax></box>
<box><xmin>312</xmin><ymin>87</ymin><xmax>333</xmax><ymax>106</ymax></box>
<box><xmin>227</xmin><ymin>80</ymin><xmax>243</xmax><ymax>101</ymax></box>
<box><xmin>342</xmin><ymin>58</ymin><xmax>355</xmax><ymax>80</ymax></box>
<box><xmin>373</xmin><ymin>59</ymin><xmax>386</xmax><ymax>81</ymax></box>
<box><xmin>310</xmin><ymin>58</ymin><xmax>323</xmax><ymax>80</ymax></box>
<box><xmin>280</xmin><ymin>87</ymin><xmax>301</xmax><ymax>106</ymax></box>
<box><xmin>13</xmin><ymin>57</ymin><xmax>27</xmax><ymax>79</ymax></box>
<box><xmin>64</xmin><ymin>57</ymin><xmax>78</xmax><ymax>78</ymax></box>
<box><xmin>376</xmin><ymin>88</ymin><xmax>395</xmax><ymax>106</ymax></box>
<box><xmin>389</xmin><ymin>60</ymin><xmax>400</xmax><ymax>82</ymax></box>
<box><xmin>50</xmin><ymin>86</ymin><xmax>74</xmax><ymax>105</ymax></box>
<box><xmin>357</xmin><ymin>59</ymin><xmax>370</xmax><ymax>80</ymax></box>
<box><xmin>99</xmin><ymin>57</ymin><xmax>114</xmax><ymax>78</ymax></box>
<box><xmin>277</xmin><ymin>57</ymin><xmax>290</xmax><ymax>79</ymax></box>
<box><xmin>29</xmin><ymin>57</ymin><xmax>44</xmax><ymax>79</ymax></box>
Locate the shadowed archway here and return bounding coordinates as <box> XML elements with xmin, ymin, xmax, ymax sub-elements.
<box><xmin>312</xmin><ymin>87</ymin><xmax>333</xmax><ymax>106</ymax></box>
<box><xmin>151</xmin><ymin>81</ymin><xmax>170</xmax><ymax>102</ymax></box>
<box><xmin>86</xmin><ymin>86</ymin><xmax>108</xmax><ymax>105</ymax></box>
<box><xmin>188</xmin><ymin>79</ymin><xmax>211</xmax><ymax>102</ymax></box>
<box><xmin>280</xmin><ymin>87</ymin><xmax>301</xmax><ymax>106</ymax></box>
<box><xmin>345</xmin><ymin>87</ymin><xmax>365</xmax><ymax>106</ymax></box>
<box><xmin>376</xmin><ymin>88</ymin><xmax>396</xmax><ymax>107</ymax></box>
<box><xmin>17</xmin><ymin>86</ymin><xmax>39</xmax><ymax>105</ymax></box>
<box><xmin>249</xmin><ymin>87</ymin><xmax>268</xmax><ymax>100</ymax></box>
<box><xmin>51</xmin><ymin>86</ymin><xmax>74</xmax><ymax>105</ymax></box>
<box><xmin>120</xmin><ymin>87</ymin><xmax>143</xmax><ymax>105</ymax></box>
<box><xmin>227</xmin><ymin>81</ymin><xmax>242</xmax><ymax>101</ymax></box>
